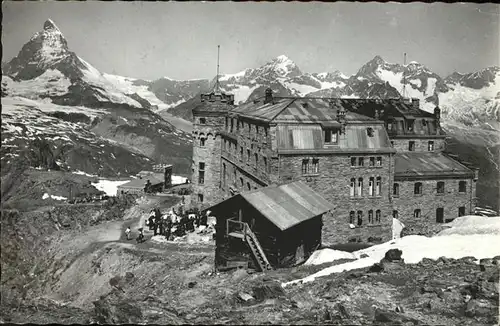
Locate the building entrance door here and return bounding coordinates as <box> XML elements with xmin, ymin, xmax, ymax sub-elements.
<box><xmin>436</xmin><ymin>208</ymin><xmax>444</xmax><ymax>223</ymax></box>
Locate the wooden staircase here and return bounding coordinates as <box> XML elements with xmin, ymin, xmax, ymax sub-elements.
<box><xmin>227</xmin><ymin>219</ymin><xmax>272</xmax><ymax>272</ymax></box>
<box><xmin>244</xmin><ymin>225</ymin><xmax>273</xmax><ymax>272</ymax></box>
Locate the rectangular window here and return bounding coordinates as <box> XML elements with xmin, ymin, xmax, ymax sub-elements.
<box><xmin>376</xmin><ymin>177</ymin><xmax>381</xmax><ymax>196</ymax></box>
<box><xmin>222</xmin><ymin>163</ymin><xmax>226</xmax><ymax>187</ymax></box>
<box><xmin>199</xmin><ymin>118</ymin><xmax>206</xmax><ymax>125</ymax></box>
<box><xmin>428</xmin><ymin>141</ymin><xmax>434</xmax><ymax>151</ymax></box>
<box><xmin>368</xmin><ymin>177</ymin><xmax>374</xmax><ymax>196</ymax></box>
<box><xmin>230</xmin><ymin>119</ymin><xmax>234</xmax><ymax>132</ymax></box>
<box><xmin>393</xmin><ymin>210</ymin><xmax>398</xmax><ymax>219</ymax></box>
<box><xmin>414</xmin><ymin>209</ymin><xmax>421</xmax><ymax>218</ymax></box>
<box><xmin>376</xmin><ymin>157</ymin><xmax>382</xmax><ymax>166</ymax></box>
<box><xmin>414</xmin><ymin>182</ymin><xmax>422</xmax><ymax>195</ymax></box>
<box><xmin>369</xmin><ymin>157</ymin><xmax>375</xmax><ymax>167</ymax></box>
<box><xmin>409</xmin><ymin>141</ymin><xmax>415</xmax><ymax>151</ymax></box>
<box><xmin>391</xmin><ymin>140</ymin><xmax>395</xmax><ymax>147</ymax></box>
<box><xmin>198</xmin><ymin>162</ymin><xmax>205</xmax><ymax>185</ymax></box>
<box><xmin>458</xmin><ymin>206</ymin><xmax>465</xmax><ymax>217</ymax></box>
<box><xmin>301</xmin><ymin>159</ymin><xmax>309</xmax><ymax>175</ymax></box>
<box><xmin>357</xmin><ymin>178</ymin><xmax>363</xmax><ymax>197</ymax></box>
<box><xmin>437</xmin><ymin>181</ymin><xmax>445</xmax><ymax>194</ymax></box>
<box><xmin>324</xmin><ymin>129</ymin><xmax>339</xmax><ymax>144</ymax></box>
<box><xmin>375</xmin><ymin>210</ymin><xmax>381</xmax><ymax>223</ymax></box>
<box><xmin>256</xmin><ymin>125</ymin><xmax>259</xmax><ymax>134</ymax></box>
<box><xmin>393</xmin><ymin>183</ymin><xmax>399</xmax><ymax>197</ymax></box>
<box><xmin>263</xmin><ymin>156</ymin><xmax>268</xmax><ymax>171</ymax></box>
<box><xmin>351</xmin><ymin>157</ymin><xmax>357</xmax><ymax>167</ymax></box>
<box><xmin>368</xmin><ymin>210</ymin><xmax>374</xmax><ymax>224</ymax></box>
<box><xmin>350</xmin><ymin>178</ymin><xmax>356</xmax><ymax>197</ymax></box>
<box><xmin>312</xmin><ymin>159</ymin><xmax>319</xmax><ymax>174</ymax></box>
<box><xmin>198</xmin><ymin>193</ymin><xmax>204</xmax><ymax>203</ymax></box>
<box><xmin>459</xmin><ymin>181</ymin><xmax>467</xmax><ymax>193</ymax></box>
<box><xmin>254</xmin><ymin>153</ymin><xmax>258</xmax><ymax>166</ymax></box>
<box><xmin>358</xmin><ymin>157</ymin><xmax>364</xmax><ymax>167</ymax></box>
<box><xmin>239</xmin><ymin>147</ymin><xmax>243</xmax><ymax>160</ymax></box>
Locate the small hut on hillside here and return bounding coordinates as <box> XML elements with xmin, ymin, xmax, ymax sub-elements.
<box><xmin>116</xmin><ymin>176</ymin><xmax>164</xmax><ymax>196</ymax></box>
<box><xmin>208</xmin><ymin>181</ymin><xmax>334</xmax><ymax>272</ymax></box>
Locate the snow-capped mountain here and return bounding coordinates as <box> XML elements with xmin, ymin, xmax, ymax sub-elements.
<box><xmin>2</xmin><ymin>19</ymin><xmax>192</xmax><ymax>176</ymax></box>
<box><xmin>166</xmin><ymin>54</ymin><xmax>499</xmax><ymax>132</ymax></box>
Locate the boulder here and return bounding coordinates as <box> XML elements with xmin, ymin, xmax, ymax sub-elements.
<box><xmin>238</xmin><ymin>292</ymin><xmax>254</xmax><ymax>302</ymax></box>
<box><xmin>465</xmin><ymin>299</ymin><xmax>494</xmax><ymax>318</ymax></box>
<box><xmin>252</xmin><ymin>282</ymin><xmax>285</xmax><ymax>302</ymax></box>
<box><xmin>384</xmin><ymin>249</ymin><xmax>403</xmax><ymax>262</ymax></box>
<box><xmin>373</xmin><ymin>308</ymin><xmax>422</xmax><ymax>324</ymax></box>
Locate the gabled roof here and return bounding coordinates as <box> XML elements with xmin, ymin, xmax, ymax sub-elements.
<box><xmin>394</xmin><ymin>152</ymin><xmax>474</xmax><ymax>178</ymax></box>
<box><xmin>210</xmin><ymin>181</ymin><xmax>334</xmax><ymax>231</ymax></box>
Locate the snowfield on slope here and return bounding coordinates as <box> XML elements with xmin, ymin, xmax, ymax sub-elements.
<box><xmin>283</xmin><ymin>215</ymin><xmax>500</xmax><ymax>287</ymax></box>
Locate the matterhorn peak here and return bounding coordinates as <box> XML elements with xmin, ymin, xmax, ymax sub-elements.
<box><xmin>43</xmin><ymin>19</ymin><xmax>61</xmax><ymax>33</ymax></box>
<box><xmin>274</xmin><ymin>54</ymin><xmax>292</xmax><ymax>62</ymax></box>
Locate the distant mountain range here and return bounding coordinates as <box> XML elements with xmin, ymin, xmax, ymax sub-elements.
<box><xmin>1</xmin><ymin>19</ymin><xmax>499</xmax><ymax>209</ymax></box>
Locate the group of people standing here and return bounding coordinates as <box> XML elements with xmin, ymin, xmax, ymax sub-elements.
<box><xmin>145</xmin><ymin>207</ymin><xmax>210</xmax><ymax>241</ymax></box>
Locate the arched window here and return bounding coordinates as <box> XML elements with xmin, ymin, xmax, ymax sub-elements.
<box><xmin>393</xmin><ymin>183</ymin><xmax>400</xmax><ymax>197</ymax></box>
<box><xmin>414</xmin><ymin>182</ymin><xmax>422</xmax><ymax>195</ymax></box>
<box><xmin>368</xmin><ymin>210</ymin><xmax>374</xmax><ymax>223</ymax></box>
<box><xmin>349</xmin><ymin>211</ymin><xmax>355</xmax><ymax>224</ymax></box>
<box><xmin>357</xmin><ymin>178</ymin><xmax>363</xmax><ymax>197</ymax></box>
<box><xmin>350</xmin><ymin>178</ymin><xmax>356</xmax><ymax>197</ymax></box>
<box><xmin>357</xmin><ymin>211</ymin><xmax>363</xmax><ymax>226</ymax></box>
<box><xmin>376</xmin><ymin>177</ymin><xmax>381</xmax><ymax>196</ymax></box>
<box><xmin>247</xmin><ymin>182</ymin><xmax>251</xmax><ymax>191</ymax></box>
<box><xmin>369</xmin><ymin>177</ymin><xmax>374</xmax><ymax>196</ymax></box>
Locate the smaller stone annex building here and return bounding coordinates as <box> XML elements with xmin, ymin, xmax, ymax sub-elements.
<box><xmin>191</xmin><ymin>88</ymin><xmax>478</xmax><ymax>245</ymax></box>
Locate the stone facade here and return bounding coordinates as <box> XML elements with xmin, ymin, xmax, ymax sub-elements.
<box><xmin>278</xmin><ymin>153</ymin><xmax>394</xmax><ymax>244</ymax></box>
<box><xmin>391</xmin><ymin>138</ymin><xmax>446</xmax><ymax>152</ymax></box>
<box><xmin>192</xmin><ymin>90</ymin><xmax>478</xmax><ymax>245</ymax></box>
<box><xmin>392</xmin><ymin>177</ymin><xmax>476</xmax><ymax>228</ymax></box>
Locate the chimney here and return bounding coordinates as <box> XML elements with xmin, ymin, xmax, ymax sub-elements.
<box><xmin>434</xmin><ymin>107</ymin><xmax>441</xmax><ymax>122</ymax></box>
<box><xmin>337</xmin><ymin>106</ymin><xmax>347</xmax><ymax>134</ymax></box>
<box><xmin>264</xmin><ymin>88</ymin><xmax>273</xmax><ymax>104</ymax></box>
<box><xmin>411</xmin><ymin>98</ymin><xmax>420</xmax><ymax>110</ymax></box>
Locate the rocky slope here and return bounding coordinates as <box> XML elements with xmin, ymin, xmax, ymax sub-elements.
<box><xmin>2</xmin><ymin>19</ymin><xmax>192</xmax><ymax>177</ymax></box>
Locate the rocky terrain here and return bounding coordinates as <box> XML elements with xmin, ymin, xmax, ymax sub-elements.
<box><xmin>1</xmin><ymin>169</ymin><xmax>498</xmax><ymax>325</ymax></box>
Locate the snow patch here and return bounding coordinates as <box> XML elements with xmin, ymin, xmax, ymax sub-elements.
<box><xmin>92</xmin><ymin>179</ymin><xmax>130</xmax><ymax>197</ymax></box>
<box><xmin>283</xmin><ymin>215</ymin><xmax>500</xmax><ymax>287</ymax></box>
<box><xmin>172</xmin><ymin>175</ymin><xmax>188</xmax><ymax>185</ymax></box>
<box><xmin>305</xmin><ymin>249</ymin><xmax>356</xmax><ymax>266</ymax></box>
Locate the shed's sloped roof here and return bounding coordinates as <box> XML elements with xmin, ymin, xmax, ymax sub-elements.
<box><xmin>118</xmin><ymin>176</ymin><xmax>164</xmax><ymax>189</ymax></box>
<box><xmin>394</xmin><ymin>152</ymin><xmax>474</xmax><ymax>178</ymax></box>
<box><xmin>241</xmin><ymin>181</ymin><xmax>334</xmax><ymax>231</ymax></box>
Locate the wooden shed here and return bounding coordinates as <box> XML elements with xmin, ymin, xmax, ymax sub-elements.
<box><xmin>208</xmin><ymin>181</ymin><xmax>334</xmax><ymax>272</ymax></box>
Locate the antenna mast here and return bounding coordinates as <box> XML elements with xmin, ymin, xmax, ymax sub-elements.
<box><xmin>215</xmin><ymin>45</ymin><xmax>221</xmax><ymax>93</ymax></box>
<box><xmin>402</xmin><ymin>52</ymin><xmax>407</xmax><ymax>99</ymax></box>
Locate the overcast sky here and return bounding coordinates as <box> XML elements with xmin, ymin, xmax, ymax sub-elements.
<box><xmin>2</xmin><ymin>2</ymin><xmax>499</xmax><ymax>80</ymax></box>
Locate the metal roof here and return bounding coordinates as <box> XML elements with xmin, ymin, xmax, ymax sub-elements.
<box><xmin>276</xmin><ymin>124</ymin><xmax>392</xmax><ymax>151</ymax></box>
<box><xmin>117</xmin><ymin>176</ymin><xmax>164</xmax><ymax>189</ymax></box>
<box><xmin>240</xmin><ymin>181</ymin><xmax>334</xmax><ymax>231</ymax></box>
<box><xmin>232</xmin><ymin>97</ymin><xmax>376</xmax><ymax>123</ymax></box>
<box><xmin>394</xmin><ymin>152</ymin><xmax>474</xmax><ymax>178</ymax></box>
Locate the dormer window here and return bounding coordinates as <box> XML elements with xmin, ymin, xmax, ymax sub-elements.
<box><xmin>407</xmin><ymin>120</ymin><xmax>415</xmax><ymax>132</ymax></box>
<box><xmin>366</xmin><ymin>127</ymin><xmax>374</xmax><ymax>137</ymax></box>
<box><xmin>324</xmin><ymin>129</ymin><xmax>339</xmax><ymax>144</ymax></box>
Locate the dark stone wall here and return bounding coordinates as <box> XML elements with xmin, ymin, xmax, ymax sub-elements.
<box><xmin>277</xmin><ymin>153</ymin><xmax>394</xmax><ymax>244</ymax></box>
<box><xmin>393</xmin><ymin>177</ymin><xmax>476</xmax><ymax>228</ymax></box>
